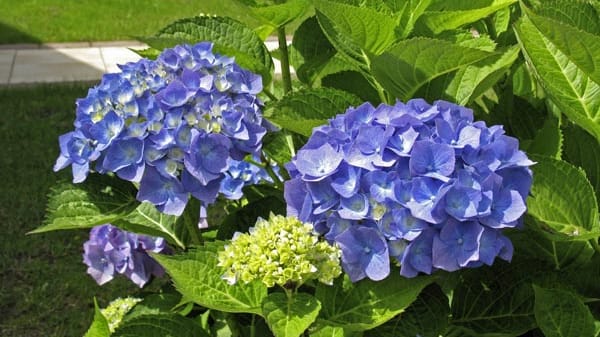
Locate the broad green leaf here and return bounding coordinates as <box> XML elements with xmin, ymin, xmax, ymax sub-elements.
<box><xmin>527</xmin><ymin>155</ymin><xmax>600</xmax><ymax>241</ymax></box>
<box><xmin>217</xmin><ymin>195</ymin><xmax>286</xmax><ymax>240</ymax></box>
<box><xmin>489</xmin><ymin>6</ymin><xmax>511</xmax><ymax>38</ymax></box>
<box><xmin>84</xmin><ymin>299</ymin><xmax>110</xmax><ymax>337</ymax></box>
<box><xmin>143</xmin><ymin>15</ymin><xmax>273</xmax><ymax>84</ymax></box>
<box><xmin>132</xmin><ymin>47</ymin><xmax>160</xmax><ymax>60</ymax></box>
<box><xmin>263</xmin><ymin>292</ymin><xmax>321</xmax><ymax>337</ymax></box>
<box><xmin>514</xmin><ymin>15</ymin><xmax>600</xmax><ymax>144</ymax></box>
<box><xmin>563</xmin><ymin>124</ymin><xmax>600</xmax><ymax>205</ymax></box>
<box><xmin>310</xmin><ymin>326</ymin><xmax>345</xmax><ymax>337</ymax></box>
<box><xmin>32</xmin><ymin>174</ymin><xmax>138</xmax><ymax>234</ymax></box>
<box><xmin>533</xmin><ymin>286</ymin><xmax>595</xmax><ymax>337</ymax></box>
<box><xmin>450</xmin><ymin>261</ymin><xmax>536</xmax><ymax>336</ymax></box>
<box><xmin>510</xmin><ymin>227</ymin><xmax>595</xmax><ymax>270</ymax></box>
<box><xmin>365</xmin><ymin>284</ymin><xmax>449</xmax><ymax>337</ymax></box>
<box><xmin>264</xmin><ymin>88</ymin><xmax>362</xmax><ymax>137</ymax></box>
<box><xmin>291</xmin><ymin>16</ymin><xmax>338</xmax><ymax>85</ymax></box>
<box><xmin>250</xmin><ymin>0</ymin><xmax>311</xmax><ymax>28</ymax></box>
<box><xmin>115</xmin><ymin>202</ymin><xmax>185</xmax><ymax>249</ymax></box>
<box><xmin>123</xmin><ymin>293</ymin><xmax>182</xmax><ymax>321</ymax></box>
<box><xmin>525</xmin><ymin>116</ymin><xmax>562</xmax><ymax>159</ymax></box>
<box><xmin>315</xmin><ymin>0</ymin><xmax>399</xmax><ymax>66</ymax></box>
<box><xmin>262</xmin><ymin>131</ymin><xmax>297</xmax><ymax>166</ymax></box>
<box><xmin>415</xmin><ymin>0</ymin><xmax>516</xmax><ymax>35</ymax></box>
<box><xmin>113</xmin><ymin>314</ymin><xmax>208</xmax><ymax>337</ymax></box>
<box><xmin>396</xmin><ymin>0</ymin><xmax>432</xmax><ymax>39</ymax></box>
<box><xmin>525</xmin><ymin>10</ymin><xmax>600</xmax><ymax>86</ymax></box>
<box><xmin>322</xmin><ymin>70</ymin><xmax>381</xmax><ymax>104</ymax></box>
<box><xmin>420</xmin><ymin>45</ymin><xmax>519</xmax><ymax>104</ymax></box>
<box><xmin>371</xmin><ymin>38</ymin><xmax>492</xmax><ymax>101</ymax></box>
<box><xmin>153</xmin><ymin>248</ymin><xmax>268</xmax><ymax>315</ymax></box>
<box><xmin>530</xmin><ymin>0</ymin><xmax>600</xmax><ymax>35</ymax></box>
<box><xmin>315</xmin><ymin>273</ymin><xmax>433</xmax><ymax>331</ymax></box>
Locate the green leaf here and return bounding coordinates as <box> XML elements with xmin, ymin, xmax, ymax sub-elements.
<box><xmin>533</xmin><ymin>286</ymin><xmax>595</xmax><ymax>337</ymax></box>
<box><xmin>525</xmin><ymin>9</ymin><xmax>600</xmax><ymax>86</ymax></box>
<box><xmin>530</xmin><ymin>0</ymin><xmax>600</xmax><ymax>35</ymax></box>
<box><xmin>32</xmin><ymin>174</ymin><xmax>138</xmax><ymax>234</ymax></box>
<box><xmin>291</xmin><ymin>16</ymin><xmax>338</xmax><ymax>85</ymax></box>
<box><xmin>371</xmin><ymin>37</ymin><xmax>492</xmax><ymax>101</ymax></box>
<box><xmin>84</xmin><ymin>299</ymin><xmax>110</xmax><ymax>337</ymax></box>
<box><xmin>416</xmin><ymin>0</ymin><xmax>517</xmax><ymax>34</ymax></box>
<box><xmin>143</xmin><ymin>15</ymin><xmax>273</xmax><ymax>84</ymax></box>
<box><xmin>420</xmin><ymin>45</ymin><xmax>519</xmax><ymax>104</ymax></box>
<box><xmin>450</xmin><ymin>261</ymin><xmax>536</xmax><ymax>336</ymax></box>
<box><xmin>396</xmin><ymin>0</ymin><xmax>432</xmax><ymax>39</ymax></box>
<box><xmin>509</xmin><ymin>227</ymin><xmax>595</xmax><ymax>270</ymax></box>
<box><xmin>115</xmin><ymin>202</ymin><xmax>186</xmax><ymax>249</ymax></box>
<box><xmin>563</xmin><ymin>124</ymin><xmax>600</xmax><ymax>205</ymax></box>
<box><xmin>315</xmin><ymin>273</ymin><xmax>433</xmax><ymax>331</ymax></box>
<box><xmin>113</xmin><ymin>314</ymin><xmax>208</xmax><ymax>337</ymax></box>
<box><xmin>123</xmin><ymin>293</ymin><xmax>182</xmax><ymax>321</ymax></box>
<box><xmin>262</xmin><ymin>131</ymin><xmax>297</xmax><ymax>166</ymax></box>
<box><xmin>153</xmin><ymin>248</ymin><xmax>268</xmax><ymax>315</ymax></box>
<box><xmin>132</xmin><ymin>47</ymin><xmax>160</xmax><ymax>60</ymax></box>
<box><xmin>217</xmin><ymin>194</ymin><xmax>286</xmax><ymax>240</ymax></box>
<box><xmin>365</xmin><ymin>284</ymin><xmax>449</xmax><ymax>337</ymax></box>
<box><xmin>322</xmin><ymin>70</ymin><xmax>381</xmax><ymax>104</ymax></box>
<box><xmin>310</xmin><ymin>326</ymin><xmax>345</xmax><ymax>337</ymax></box>
<box><xmin>250</xmin><ymin>0</ymin><xmax>311</xmax><ymax>28</ymax></box>
<box><xmin>527</xmin><ymin>155</ymin><xmax>600</xmax><ymax>241</ymax></box>
<box><xmin>263</xmin><ymin>292</ymin><xmax>321</xmax><ymax>337</ymax></box>
<box><xmin>315</xmin><ymin>0</ymin><xmax>399</xmax><ymax>66</ymax></box>
<box><xmin>264</xmin><ymin>88</ymin><xmax>362</xmax><ymax>137</ymax></box>
<box><xmin>514</xmin><ymin>15</ymin><xmax>600</xmax><ymax>143</ymax></box>
<box><xmin>525</xmin><ymin>116</ymin><xmax>562</xmax><ymax>159</ymax></box>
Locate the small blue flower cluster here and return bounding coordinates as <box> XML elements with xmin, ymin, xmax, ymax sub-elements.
<box><xmin>54</xmin><ymin>42</ymin><xmax>269</xmax><ymax>216</ymax></box>
<box><xmin>285</xmin><ymin>99</ymin><xmax>533</xmax><ymax>282</ymax></box>
<box><xmin>83</xmin><ymin>224</ymin><xmax>167</xmax><ymax>287</ymax></box>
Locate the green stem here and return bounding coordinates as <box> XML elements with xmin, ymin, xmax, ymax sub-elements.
<box><xmin>277</xmin><ymin>26</ymin><xmax>293</xmax><ymax>94</ymax></box>
<box><xmin>263</xmin><ymin>88</ymin><xmax>278</xmax><ymax>101</ymax></box>
<box><xmin>591</xmin><ymin>239</ymin><xmax>600</xmax><ymax>255</ymax></box>
<box><xmin>551</xmin><ymin>241</ymin><xmax>560</xmax><ymax>270</ymax></box>
<box><xmin>250</xmin><ymin>314</ymin><xmax>256</xmax><ymax>337</ymax></box>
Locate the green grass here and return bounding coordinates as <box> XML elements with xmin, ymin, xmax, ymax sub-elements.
<box><xmin>0</xmin><ymin>0</ymin><xmax>233</xmax><ymax>44</ymax></box>
<box><xmin>0</xmin><ymin>84</ymin><xmax>165</xmax><ymax>337</ymax></box>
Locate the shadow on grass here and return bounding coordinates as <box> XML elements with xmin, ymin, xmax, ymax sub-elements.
<box><xmin>0</xmin><ymin>22</ymin><xmax>41</xmax><ymax>45</ymax></box>
<box><xmin>0</xmin><ymin>84</ymin><xmax>166</xmax><ymax>337</ymax></box>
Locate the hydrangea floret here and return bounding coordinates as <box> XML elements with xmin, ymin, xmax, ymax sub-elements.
<box><xmin>284</xmin><ymin>99</ymin><xmax>534</xmax><ymax>282</ymax></box>
<box><xmin>100</xmin><ymin>297</ymin><xmax>142</xmax><ymax>333</ymax></box>
<box><xmin>83</xmin><ymin>224</ymin><xmax>167</xmax><ymax>287</ymax></box>
<box><xmin>53</xmin><ymin>42</ymin><xmax>270</xmax><ymax>217</ymax></box>
<box><xmin>218</xmin><ymin>214</ymin><xmax>342</xmax><ymax>288</ymax></box>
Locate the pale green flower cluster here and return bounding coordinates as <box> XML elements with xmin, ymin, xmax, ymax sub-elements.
<box><xmin>101</xmin><ymin>297</ymin><xmax>142</xmax><ymax>332</ymax></box>
<box><xmin>218</xmin><ymin>214</ymin><xmax>342</xmax><ymax>288</ymax></box>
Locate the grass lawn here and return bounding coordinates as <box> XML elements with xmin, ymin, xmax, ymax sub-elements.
<box><xmin>0</xmin><ymin>84</ymin><xmax>165</xmax><ymax>337</ymax></box>
<box><xmin>0</xmin><ymin>0</ymin><xmax>260</xmax><ymax>44</ymax></box>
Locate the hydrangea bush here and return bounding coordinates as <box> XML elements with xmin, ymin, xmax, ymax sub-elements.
<box><xmin>285</xmin><ymin>100</ymin><xmax>533</xmax><ymax>281</ymax></box>
<box><xmin>36</xmin><ymin>1</ymin><xmax>600</xmax><ymax>337</ymax></box>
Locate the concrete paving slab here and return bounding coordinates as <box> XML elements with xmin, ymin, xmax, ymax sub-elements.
<box><xmin>11</xmin><ymin>48</ymin><xmax>105</xmax><ymax>84</ymax></box>
<box><xmin>101</xmin><ymin>47</ymin><xmax>142</xmax><ymax>73</ymax></box>
<box><xmin>0</xmin><ymin>50</ymin><xmax>15</xmax><ymax>84</ymax></box>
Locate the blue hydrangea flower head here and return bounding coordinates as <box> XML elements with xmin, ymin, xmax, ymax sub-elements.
<box><xmin>285</xmin><ymin>99</ymin><xmax>533</xmax><ymax>281</ymax></box>
<box><xmin>54</xmin><ymin>42</ymin><xmax>272</xmax><ymax>218</ymax></box>
<box><xmin>83</xmin><ymin>224</ymin><xmax>167</xmax><ymax>287</ymax></box>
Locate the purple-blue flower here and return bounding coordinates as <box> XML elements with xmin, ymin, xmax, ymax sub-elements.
<box><xmin>83</xmin><ymin>224</ymin><xmax>167</xmax><ymax>287</ymax></box>
<box><xmin>54</xmin><ymin>42</ymin><xmax>272</xmax><ymax>219</ymax></box>
<box><xmin>285</xmin><ymin>99</ymin><xmax>533</xmax><ymax>281</ymax></box>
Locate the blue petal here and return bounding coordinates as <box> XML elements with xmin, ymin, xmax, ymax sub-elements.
<box><xmin>102</xmin><ymin>138</ymin><xmax>144</xmax><ymax>172</ymax></box>
<box><xmin>409</xmin><ymin>140</ymin><xmax>455</xmax><ymax>181</ymax></box>
<box><xmin>295</xmin><ymin>143</ymin><xmax>344</xmax><ymax>180</ymax></box>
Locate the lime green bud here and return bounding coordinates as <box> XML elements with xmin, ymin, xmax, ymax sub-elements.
<box><xmin>101</xmin><ymin>297</ymin><xmax>142</xmax><ymax>332</ymax></box>
<box><xmin>218</xmin><ymin>214</ymin><xmax>342</xmax><ymax>288</ymax></box>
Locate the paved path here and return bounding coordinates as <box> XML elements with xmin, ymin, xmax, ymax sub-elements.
<box><xmin>0</xmin><ymin>40</ymin><xmax>282</xmax><ymax>85</ymax></box>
